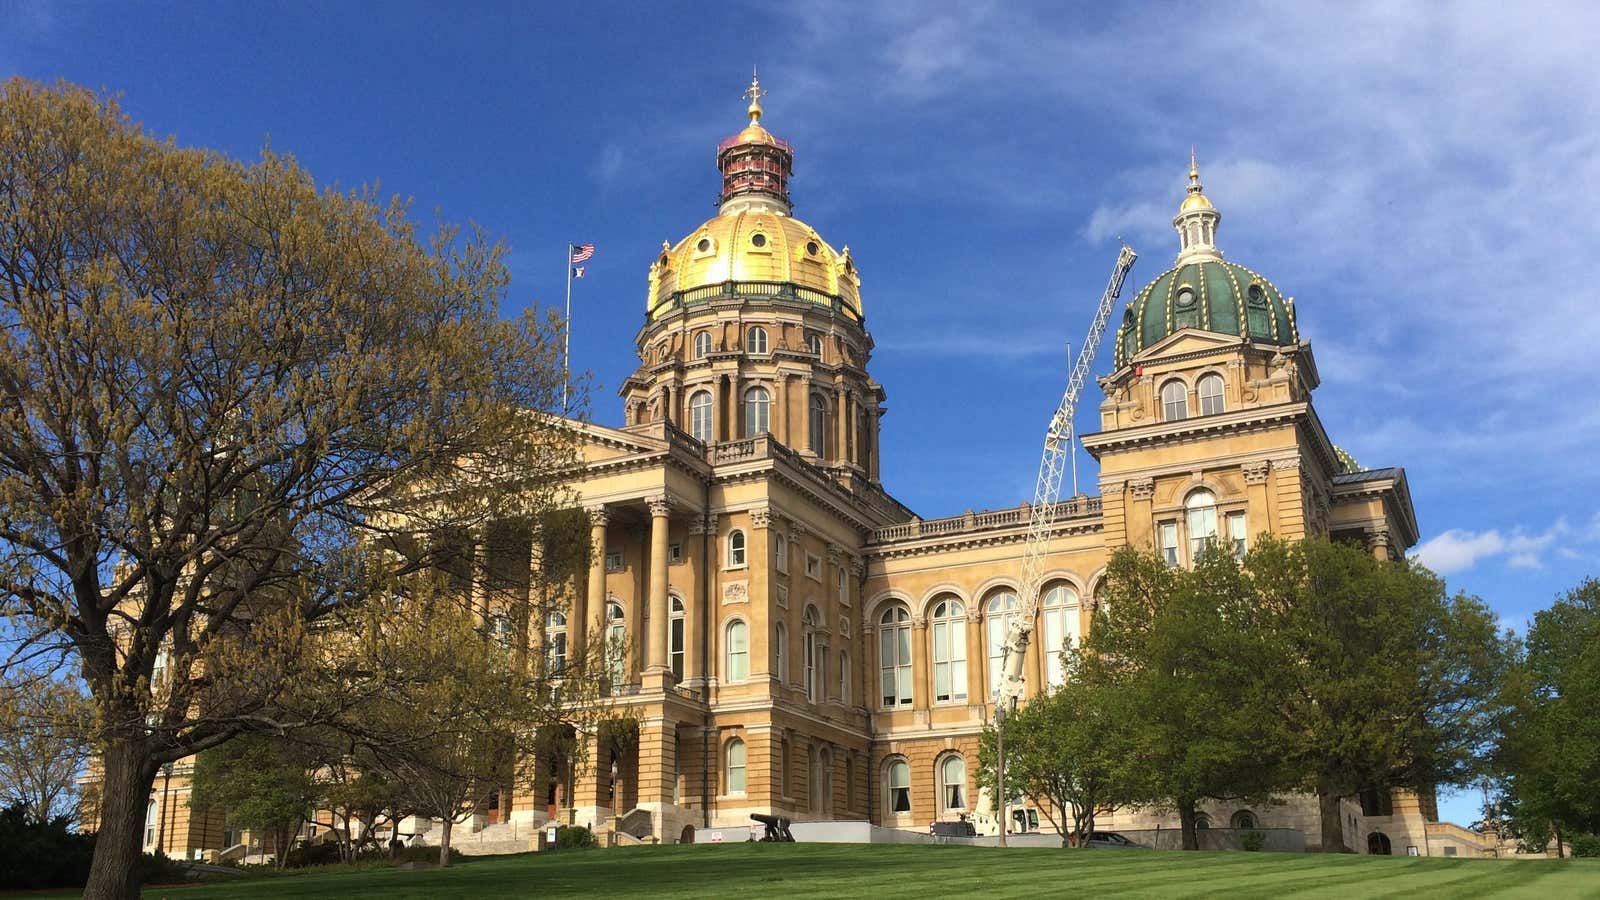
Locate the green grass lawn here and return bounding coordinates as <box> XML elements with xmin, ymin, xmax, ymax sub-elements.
<box><xmin>110</xmin><ymin>843</ymin><xmax>1600</xmax><ymax>899</ymax></box>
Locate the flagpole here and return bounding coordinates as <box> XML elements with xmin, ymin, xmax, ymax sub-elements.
<box><xmin>563</xmin><ymin>242</ymin><xmax>572</xmax><ymax>412</ymax></box>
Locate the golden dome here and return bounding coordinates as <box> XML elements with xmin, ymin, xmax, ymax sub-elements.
<box><xmin>1179</xmin><ymin>192</ymin><xmax>1213</xmax><ymax>212</ymax></box>
<box><xmin>646</xmin><ymin>209</ymin><xmax>863</xmax><ymax>321</ymax></box>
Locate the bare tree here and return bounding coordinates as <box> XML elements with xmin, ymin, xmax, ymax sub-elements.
<box><xmin>0</xmin><ymin>79</ymin><xmax>580</xmax><ymax>898</ymax></box>
<box><xmin>0</xmin><ymin>674</ymin><xmax>93</xmax><ymax>823</ymax></box>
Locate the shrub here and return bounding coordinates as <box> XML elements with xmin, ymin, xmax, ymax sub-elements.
<box><xmin>555</xmin><ymin>825</ymin><xmax>596</xmax><ymax>849</ymax></box>
<box><xmin>1570</xmin><ymin>833</ymin><xmax>1600</xmax><ymax>858</ymax></box>
<box><xmin>0</xmin><ymin>803</ymin><xmax>194</xmax><ymax>889</ymax></box>
<box><xmin>1240</xmin><ymin>830</ymin><xmax>1267</xmax><ymax>852</ymax></box>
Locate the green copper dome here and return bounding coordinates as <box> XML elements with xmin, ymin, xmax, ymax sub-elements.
<box><xmin>1111</xmin><ymin>154</ymin><xmax>1300</xmax><ymax>369</ymax></box>
<box><xmin>1112</xmin><ymin>259</ymin><xmax>1299</xmax><ymax>368</ymax></box>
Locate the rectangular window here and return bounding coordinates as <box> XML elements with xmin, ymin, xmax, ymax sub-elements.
<box><xmin>668</xmin><ymin>541</ymin><xmax>684</xmax><ymax>565</ymax></box>
<box><xmin>1443</xmin><ymin>846</ymin><xmax>1457</xmax><ymax>857</ymax></box>
<box><xmin>1159</xmin><ymin>522</ymin><xmax>1180</xmax><ymax>567</ymax></box>
<box><xmin>805</xmin><ymin>553</ymin><xmax>822</xmax><ymax>581</ymax></box>
<box><xmin>775</xmin><ymin>535</ymin><xmax>788</xmax><ymax>573</ymax></box>
<box><xmin>604</xmin><ymin>548</ymin><xmax>624</xmax><ymax>573</ymax></box>
<box><xmin>1227</xmin><ymin>511</ymin><xmax>1247</xmax><ymax>558</ymax></box>
<box><xmin>836</xmin><ymin>568</ymin><xmax>848</xmax><ymax>605</ymax></box>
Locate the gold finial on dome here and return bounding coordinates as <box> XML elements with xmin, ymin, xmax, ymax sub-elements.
<box><xmin>1179</xmin><ymin>147</ymin><xmax>1213</xmax><ymax>214</ymax></box>
<box><xmin>744</xmin><ymin>67</ymin><xmax>766</xmax><ymax>125</ymax></box>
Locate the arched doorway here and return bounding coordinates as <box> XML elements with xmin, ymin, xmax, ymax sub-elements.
<box><xmin>1367</xmin><ymin>832</ymin><xmax>1393</xmax><ymax>855</ymax></box>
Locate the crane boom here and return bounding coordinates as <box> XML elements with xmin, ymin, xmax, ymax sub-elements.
<box><xmin>996</xmin><ymin>244</ymin><xmax>1137</xmax><ymax>709</ymax></box>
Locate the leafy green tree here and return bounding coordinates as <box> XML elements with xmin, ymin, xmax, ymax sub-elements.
<box><xmin>977</xmin><ymin>675</ymin><xmax>1131</xmax><ymax>846</ymax></box>
<box><xmin>1494</xmin><ymin>578</ymin><xmax>1600</xmax><ymax>856</ymax></box>
<box><xmin>1243</xmin><ymin>538</ymin><xmax>1514</xmax><ymax>852</ymax></box>
<box><xmin>189</xmin><ymin>735</ymin><xmax>319</xmax><ymax>868</ymax></box>
<box><xmin>1080</xmin><ymin>545</ymin><xmax>1282</xmax><ymax>850</ymax></box>
<box><xmin>0</xmin><ymin>79</ymin><xmax>579</xmax><ymax>899</ymax></box>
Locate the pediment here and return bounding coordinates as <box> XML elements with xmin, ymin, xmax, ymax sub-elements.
<box><xmin>1132</xmin><ymin>328</ymin><xmax>1245</xmax><ymax>363</ymax></box>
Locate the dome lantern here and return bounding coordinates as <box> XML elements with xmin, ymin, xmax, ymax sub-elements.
<box><xmin>716</xmin><ymin>70</ymin><xmax>795</xmax><ymax>216</ymax></box>
<box><xmin>1174</xmin><ymin>149</ymin><xmax>1222</xmax><ymax>263</ymax></box>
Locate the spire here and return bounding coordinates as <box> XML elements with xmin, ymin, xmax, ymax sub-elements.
<box><xmin>1173</xmin><ymin>149</ymin><xmax>1222</xmax><ymax>262</ymax></box>
<box><xmin>745</xmin><ymin>67</ymin><xmax>765</xmax><ymax>126</ymax></box>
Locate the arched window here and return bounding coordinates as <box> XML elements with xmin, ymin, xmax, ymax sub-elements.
<box><xmin>606</xmin><ymin>601</ymin><xmax>626</xmax><ymax>689</ymax></box>
<box><xmin>747</xmin><ymin>326</ymin><xmax>769</xmax><ymax>355</ymax></box>
<box><xmin>1161</xmin><ymin>379</ymin><xmax>1188</xmax><ymax>421</ymax></box>
<box><xmin>930</xmin><ymin>597</ymin><xmax>968</xmax><ymax>703</ymax></box>
<box><xmin>669</xmin><ymin>596</ymin><xmax>685</xmax><ymax>681</ymax></box>
<box><xmin>728</xmin><ymin>529</ymin><xmax>747</xmax><ymax>567</ymax></box>
<box><xmin>886</xmin><ymin>758</ymin><xmax>911</xmax><ymax>814</ymax></box>
<box><xmin>1040</xmin><ymin>583</ymin><xmax>1080</xmax><ymax>689</ymax></box>
<box><xmin>775</xmin><ymin>622</ymin><xmax>788</xmax><ymax>683</ymax></box>
<box><xmin>806</xmin><ymin>332</ymin><xmax>823</xmax><ymax>355</ymax></box>
<box><xmin>689</xmin><ymin>390</ymin><xmax>713</xmax><ymax>442</ymax></box>
<box><xmin>1185</xmin><ymin>490</ymin><xmax>1219</xmax><ymax>560</ymax></box>
<box><xmin>940</xmin><ymin>755</ymin><xmax>966</xmax><ymax>810</ymax></box>
<box><xmin>809</xmin><ymin>393</ymin><xmax>828</xmax><ymax>455</ymax></box>
<box><xmin>879</xmin><ymin>605</ymin><xmax>913</xmax><ymax>707</ymax></box>
<box><xmin>741</xmin><ymin>386</ymin><xmax>770</xmax><ymax>437</ymax></box>
<box><xmin>694</xmin><ymin>331</ymin><xmax>712</xmax><ymax>359</ymax></box>
<box><xmin>839</xmin><ymin>649</ymin><xmax>851</xmax><ymax>705</ymax></box>
<box><xmin>144</xmin><ymin>798</ymin><xmax>158</xmax><ymax>848</ymax></box>
<box><xmin>725</xmin><ymin>619</ymin><xmax>749</xmax><ymax>681</ymax></box>
<box><xmin>545</xmin><ymin>610</ymin><xmax>568</xmax><ymax>674</ymax></box>
<box><xmin>803</xmin><ymin>606</ymin><xmax>821</xmax><ymax>702</ymax></box>
<box><xmin>726</xmin><ymin>738</ymin><xmax>747</xmax><ymax>794</ymax></box>
<box><xmin>1198</xmin><ymin>373</ymin><xmax>1225</xmax><ymax>416</ymax></box>
<box><xmin>1231</xmin><ymin>809</ymin><xmax>1259</xmax><ymax>830</ymax></box>
<box><xmin>845</xmin><ymin>756</ymin><xmax>856</xmax><ymax>811</ymax></box>
<box><xmin>985</xmin><ymin>591</ymin><xmax>1020</xmax><ymax>697</ymax></box>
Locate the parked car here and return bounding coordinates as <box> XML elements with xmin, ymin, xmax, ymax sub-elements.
<box><xmin>1083</xmin><ymin>831</ymin><xmax>1148</xmax><ymax>849</ymax></box>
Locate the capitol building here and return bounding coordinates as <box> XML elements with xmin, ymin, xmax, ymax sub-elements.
<box><xmin>519</xmin><ymin>79</ymin><xmax>1444</xmax><ymax>854</ymax></box>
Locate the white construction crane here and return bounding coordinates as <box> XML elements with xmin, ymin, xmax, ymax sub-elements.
<box><xmin>996</xmin><ymin>244</ymin><xmax>1138</xmax><ymax>711</ymax></box>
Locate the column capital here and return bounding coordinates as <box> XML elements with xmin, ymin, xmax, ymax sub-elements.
<box><xmin>789</xmin><ymin>519</ymin><xmax>809</xmax><ymax>540</ymax></box>
<box><xmin>646</xmin><ymin>495</ymin><xmax>672</xmax><ymax>518</ymax></box>
<box><xmin>825</xmin><ymin>542</ymin><xmax>843</xmax><ymax>564</ymax></box>
<box><xmin>849</xmin><ymin>557</ymin><xmax>865</xmax><ymax>577</ymax></box>
<box><xmin>1270</xmin><ymin>455</ymin><xmax>1302</xmax><ymax>472</ymax></box>
<box><xmin>1242</xmin><ymin>460</ymin><xmax>1271</xmax><ymax>484</ymax></box>
<box><xmin>1101</xmin><ymin>479</ymin><xmax>1127</xmax><ymax>495</ymax></box>
<box><xmin>688</xmin><ymin>513</ymin><xmax>719</xmax><ymax>536</ymax></box>
<box><xmin>585</xmin><ymin>504</ymin><xmax>610</xmax><ymax>527</ymax></box>
<box><xmin>1130</xmin><ymin>477</ymin><xmax>1156</xmax><ymax>500</ymax></box>
<box><xmin>749</xmin><ymin>507</ymin><xmax>772</xmax><ymax>529</ymax></box>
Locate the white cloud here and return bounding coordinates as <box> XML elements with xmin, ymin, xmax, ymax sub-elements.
<box><xmin>1413</xmin><ymin>519</ymin><xmax>1575</xmax><ymax>574</ymax></box>
<box><xmin>1413</xmin><ymin>529</ymin><xmax>1508</xmax><ymax>575</ymax></box>
<box><xmin>591</xmin><ymin>142</ymin><xmax>626</xmax><ymax>187</ymax></box>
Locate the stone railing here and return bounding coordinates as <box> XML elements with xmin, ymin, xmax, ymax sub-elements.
<box><xmin>868</xmin><ymin>497</ymin><xmax>1102</xmax><ymax>544</ymax></box>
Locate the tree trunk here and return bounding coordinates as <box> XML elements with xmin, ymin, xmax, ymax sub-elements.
<box><xmin>1554</xmin><ymin>822</ymin><xmax>1564</xmax><ymax>859</ymax></box>
<box><xmin>1177</xmin><ymin>801</ymin><xmax>1199</xmax><ymax>850</ymax></box>
<box><xmin>438</xmin><ymin>817</ymin><xmax>453</xmax><ymax>867</ymax></box>
<box><xmin>82</xmin><ymin>741</ymin><xmax>160</xmax><ymax>900</ymax></box>
<box><xmin>1316</xmin><ymin>785</ymin><xmax>1346</xmax><ymax>853</ymax></box>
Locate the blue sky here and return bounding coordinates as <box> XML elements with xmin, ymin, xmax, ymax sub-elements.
<box><xmin>7</xmin><ymin>1</ymin><xmax>1597</xmax><ymax>827</ymax></box>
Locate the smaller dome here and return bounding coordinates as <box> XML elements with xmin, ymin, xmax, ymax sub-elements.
<box><xmin>1113</xmin><ymin>261</ymin><xmax>1298</xmax><ymax>368</ymax></box>
<box><xmin>1179</xmin><ymin>192</ymin><xmax>1213</xmax><ymax>212</ymax></box>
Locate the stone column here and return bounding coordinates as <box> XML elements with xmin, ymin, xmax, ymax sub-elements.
<box><xmin>834</xmin><ymin>384</ymin><xmax>848</xmax><ymax>461</ymax></box>
<box><xmin>647</xmin><ymin>496</ymin><xmax>673</xmax><ymax>678</ymax></box>
<box><xmin>636</xmin><ymin>717</ymin><xmax>677</xmax><ymax>813</ymax></box>
<box><xmin>911</xmin><ymin>614</ymin><xmax>930</xmax><ymax>710</ymax></box>
<box><xmin>580</xmin><ymin>505</ymin><xmax>608</xmax><ymax>662</ymax></box>
<box><xmin>1367</xmin><ymin>529</ymin><xmax>1391</xmax><ymax>561</ymax></box>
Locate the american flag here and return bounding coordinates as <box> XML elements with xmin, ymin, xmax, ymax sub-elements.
<box><xmin>570</xmin><ymin>243</ymin><xmax>595</xmax><ymax>263</ymax></box>
<box><xmin>572</xmin><ymin>266</ymin><xmax>586</xmax><ymax>279</ymax></box>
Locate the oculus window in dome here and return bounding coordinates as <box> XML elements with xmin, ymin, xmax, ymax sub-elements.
<box><xmin>645</xmin><ymin>73</ymin><xmax>863</xmax><ymax>324</ymax></box>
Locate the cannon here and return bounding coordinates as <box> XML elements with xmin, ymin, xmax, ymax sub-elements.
<box><xmin>750</xmin><ymin>813</ymin><xmax>796</xmax><ymax>842</ymax></box>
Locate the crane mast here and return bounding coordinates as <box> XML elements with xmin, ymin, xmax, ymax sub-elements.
<box><xmin>995</xmin><ymin>244</ymin><xmax>1137</xmax><ymax>710</ymax></box>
